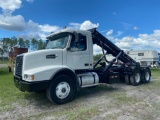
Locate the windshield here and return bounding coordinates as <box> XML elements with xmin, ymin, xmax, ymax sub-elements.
<box><xmin>46</xmin><ymin>33</ymin><xmax>70</xmax><ymax>49</ymax></box>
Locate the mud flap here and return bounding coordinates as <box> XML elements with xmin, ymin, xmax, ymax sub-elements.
<box><xmin>108</xmin><ymin>72</ymin><xmax>120</xmax><ymax>84</ymax></box>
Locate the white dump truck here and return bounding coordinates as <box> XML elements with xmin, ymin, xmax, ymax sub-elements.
<box><xmin>14</xmin><ymin>28</ymin><xmax>151</xmax><ymax>104</ymax></box>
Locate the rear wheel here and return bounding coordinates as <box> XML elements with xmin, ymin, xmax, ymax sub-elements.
<box><xmin>130</xmin><ymin>70</ymin><xmax>141</xmax><ymax>86</ymax></box>
<box><xmin>141</xmin><ymin>69</ymin><xmax>151</xmax><ymax>83</ymax></box>
<box><xmin>125</xmin><ymin>74</ymin><xmax>130</xmax><ymax>85</ymax></box>
<box><xmin>46</xmin><ymin>75</ymin><xmax>75</xmax><ymax>104</ymax></box>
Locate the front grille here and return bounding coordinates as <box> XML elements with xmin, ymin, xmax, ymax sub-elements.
<box><xmin>15</xmin><ymin>56</ymin><xmax>23</xmax><ymax>76</ymax></box>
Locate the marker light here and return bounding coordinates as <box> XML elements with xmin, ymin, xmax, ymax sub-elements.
<box><xmin>24</xmin><ymin>74</ymin><xmax>34</xmax><ymax>80</ymax></box>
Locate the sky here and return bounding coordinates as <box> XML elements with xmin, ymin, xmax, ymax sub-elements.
<box><xmin>0</xmin><ymin>0</ymin><xmax>160</xmax><ymax>54</ymax></box>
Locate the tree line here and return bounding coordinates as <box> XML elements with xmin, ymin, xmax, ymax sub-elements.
<box><xmin>0</xmin><ymin>37</ymin><xmax>46</xmax><ymax>57</ymax></box>
<box><xmin>93</xmin><ymin>54</ymin><xmax>103</xmax><ymax>62</ymax></box>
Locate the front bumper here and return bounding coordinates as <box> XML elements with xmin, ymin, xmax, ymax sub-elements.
<box><xmin>14</xmin><ymin>75</ymin><xmax>50</xmax><ymax>92</ymax></box>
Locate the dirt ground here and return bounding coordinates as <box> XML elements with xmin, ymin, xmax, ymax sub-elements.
<box><xmin>1</xmin><ymin>78</ymin><xmax>160</xmax><ymax>120</ymax></box>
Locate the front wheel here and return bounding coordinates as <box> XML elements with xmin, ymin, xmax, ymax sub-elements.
<box><xmin>46</xmin><ymin>75</ymin><xmax>75</xmax><ymax>104</ymax></box>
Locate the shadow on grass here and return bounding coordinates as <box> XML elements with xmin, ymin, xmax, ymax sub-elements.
<box><xmin>76</xmin><ymin>84</ymin><xmax>119</xmax><ymax>99</ymax></box>
<box><xmin>22</xmin><ymin>84</ymin><xmax>120</xmax><ymax>109</ymax></box>
<box><xmin>23</xmin><ymin>92</ymin><xmax>55</xmax><ymax>109</ymax></box>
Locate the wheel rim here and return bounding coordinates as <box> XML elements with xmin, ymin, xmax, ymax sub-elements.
<box><xmin>56</xmin><ymin>82</ymin><xmax>70</xmax><ymax>99</ymax></box>
<box><xmin>145</xmin><ymin>72</ymin><xmax>150</xmax><ymax>81</ymax></box>
<box><xmin>135</xmin><ymin>73</ymin><xmax>140</xmax><ymax>83</ymax></box>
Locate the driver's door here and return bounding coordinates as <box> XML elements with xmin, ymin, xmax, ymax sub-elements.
<box><xmin>66</xmin><ymin>34</ymin><xmax>90</xmax><ymax>70</ymax></box>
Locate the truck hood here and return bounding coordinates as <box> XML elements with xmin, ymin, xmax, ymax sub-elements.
<box><xmin>23</xmin><ymin>49</ymin><xmax>63</xmax><ymax>71</ymax></box>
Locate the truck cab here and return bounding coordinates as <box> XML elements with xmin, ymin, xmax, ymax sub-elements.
<box><xmin>45</xmin><ymin>29</ymin><xmax>94</xmax><ymax>70</ymax></box>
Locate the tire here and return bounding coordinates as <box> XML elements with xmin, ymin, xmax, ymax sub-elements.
<box><xmin>141</xmin><ymin>69</ymin><xmax>151</xmax><ymax>83</ymax></box>
<box><xmin>130</xmin><ymin>70</ymin><xmax>141</xmax><ymax>86</ymax></box>
<box><xmin>46</xmin><ymin>75</ymin><xmax>75</xmax><ymax>104</ymax></box>
<box><xmin>125</xmin><ymin>74</ymin><xmax>130</xmax><ymax>85</ymax></box>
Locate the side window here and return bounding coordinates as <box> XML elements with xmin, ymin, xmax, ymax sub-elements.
<box><xmin>138</xmin><ymin>53</ymin><xmax>144</xmax><ymax>56</ymax></box>
<box><xmin>70</xmin><ymin>34</ymin><xmax>87</xmax><ymax>52</ymax></box>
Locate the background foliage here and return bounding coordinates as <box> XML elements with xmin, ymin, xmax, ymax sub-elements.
<box><xmin>0</xmin><ymin>37</ymin><xmax>46</xmax><ymax>58</ymax></box>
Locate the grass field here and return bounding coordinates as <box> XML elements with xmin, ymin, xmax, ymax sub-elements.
<box><xmin>0</xmin><ymin>67</ymin><xmax>160</xmax><ymax>119</ymax></box>
<box><xmin>0</xmin><ymin>60</ymin><xmax>8</xmax><ymax>64</ymax></box>
<box><xmin>0</xmin><ymin>67</ymin><xmax>47</xmax><ymax>112</ymax></box>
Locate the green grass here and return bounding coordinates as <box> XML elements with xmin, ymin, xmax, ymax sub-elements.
<box><xmin>27</xmin><ymin>107</ymin><xmax>99</xmax><ymax>120</ymax></box>
<box><xmin>150</xmin><ymin>68</ymin><xmax>160</xmax><ymax>79</ymax></box>
<box><xmin>0</xmin><ymin>67</ymin><xmax>49</xmax><ymax>112</ymax></box>
<box><xmin>0</xmin><ymin>60</ymin><xmax>8</xmax><ymax>64</ymax></box>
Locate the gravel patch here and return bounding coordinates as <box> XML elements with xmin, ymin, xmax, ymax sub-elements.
<box><xmin>1</xmin><ymin>80</ymin><xmax>160</xmax><ymax>120</ymax></box>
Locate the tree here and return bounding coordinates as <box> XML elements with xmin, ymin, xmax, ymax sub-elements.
<box><xmin>25</xmin><ymin>40</ymin><xmax>30</xmax><ymax>49</ymax></box>
<box><xmin>31</xmin><ymin>38</ymin><xmax>38</xmax><ymax>50</ymax></box>
<box><xmin>38</xmin><ymin>39</ymin><xmax>45</xmax><ymax>50</ymax></box>
<box><xmin>10</xmin><ymin>37</ymin><xmax>18</xmax><ymax>48</ymax></box>
<box><xmin>2</xmin><ymin>38</ymin><xmax>11</xmax><ymax>56</ymax></box>
<box><xmin>93</xmin><ymin>54</ymin><xmax>103</xmax><ymax>62</ymax></box>
<box><xmin>0</xmin><ymin>48</ymin><xmax>4</xmax><ymax>58</ymax></box>
<box><xmin>18</xmin><ymin>38</ymin><xmax>25</xmax><ymax>48</ymax></box>
<box><xmin>8</xmin><ymin>37</ymin><xmax>18</xmax><ymax>52</ymax></box>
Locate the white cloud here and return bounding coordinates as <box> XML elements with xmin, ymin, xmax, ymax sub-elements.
<box><xmin>133</xmin><ymin>26</ymin><xmax>139</xmax><ymax>30</ymax></box>
<box><xmin>34</xmin><ymin>20</ymin><xmax>98</xmax><ymax>40</ymax></box>
<box><xmin>38</xmin><ymin>33</ymin><xmax>48</xmax><ymax>40</ymax></box>
<box><xmin>117</xmin><ymin>31</ymin><xmax>123</xmax><ymax>36</ymax></box>
<box><xmin>80</xmin><ymin>20</ymin><xmax>99</xmax><ymax>30</ymax></box>
<box><xmin>114</xmin><ymin>29</ymin><xmax>160</xmax><ymax>52</ymax></box>
<box><xmin>69</xmin><ymin>23</ymin><xmax>81</xmax><ymax>29</ymax></box>
<box><xmin>115</xmin><ymin>37</ymin><xmax>133</xmax><ymax>49</ymax></box>
<box><xmin>106</xmin><ymin>30</ymin><xmax>113</xmax><ymax>36</ymax></box>
<box><xmin>0</xmin><ymin>14</ymin><xmax>26</xmax><ymax>31</ymax></box>
<box><xmin>93</xmin><ymin>44</ymin><xmax>102</xmax><ymax>55</ymax></box>
<box><xmin>19</xmin><ymin>21</ymin><xmax>60</xmax><ymax>40</ymax></box>
<box><xmin>26</xmin><ymin>20</ymin><xmax>39</xmax><ymax>32</ymax></box>
<box><xmin>0</xmin><ymin>0</ymin><xmax>22</xmax><ymax>12</ymax></box>
<box><xmin>106</xmin><ymin>30</ymin><xmax>123</xmax><ymax>39</ymax></box>
<box><xmin>0</xmin><ymin>13</ymin><xmax>59</xmax><ymax>39</ymax></box>
<box><xmin>0</xmin><ymin>0</ymin><xmax>25</xmax><ymax>31</ymax></box>
<box><xmin>39</xmin><ymin>24</ymin><xmax>60</xmax><ymax>33</ymax></box>
<box><xmin>105</xmin><ymin>29</ymin><xmax>115</xmax><ymax>41</ymax></box>
<box><xmin>26</xmin><ymin>0</ymin><xmax>34</xmax><ymax>3</ymax></box>
<box><xmin>69</xmin><ymin>21</ymin><xmax>99</xmax><ymax>30</ymax></box>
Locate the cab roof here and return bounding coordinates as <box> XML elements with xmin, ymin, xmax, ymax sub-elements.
<box><xmin>46</xmin><ymin>29</ymin><xmax>91</xmax><ymax>39</ymax></box>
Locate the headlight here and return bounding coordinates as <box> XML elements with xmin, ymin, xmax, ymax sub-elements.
<box><xmin>24</xmin><ymin>74</ymin><xmax>34</xmax><ymax>80</ymax></box>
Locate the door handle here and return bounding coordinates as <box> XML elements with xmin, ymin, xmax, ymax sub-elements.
<box><xmin>46</xmin><ymin>54</ymin><xmax>57</xmax><ymax>59</ymax></box>
<box><xmin>84</xmin><ymin>63</ymin><xmax>89</xmax><ymax>66</ymax></box>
